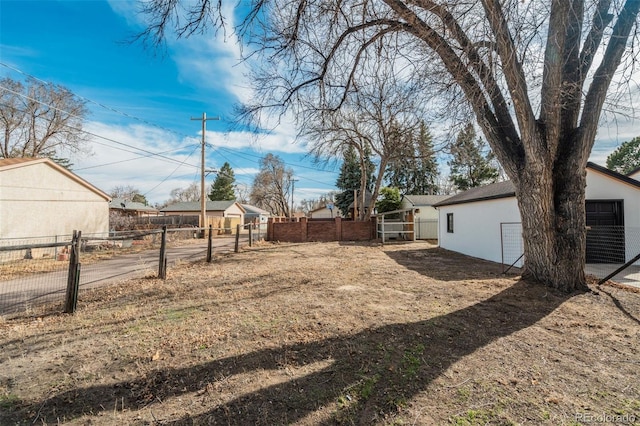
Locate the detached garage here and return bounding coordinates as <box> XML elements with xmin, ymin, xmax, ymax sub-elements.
<box><xmin>0</xmin><ymin>157</ymin><xmax>111</xmax><ymax>240</ymax></box>
<box><xmin>434</xmin><ymin>162</ymin><xmax>640</xmax><ymax>267</ymax></box>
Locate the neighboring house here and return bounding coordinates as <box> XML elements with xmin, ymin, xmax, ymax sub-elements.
<box><xmin>160</xmin><ymin>200</ymin><xmax>246</xmax><ymax>231</ymax></box>
<box><xmin>242</xmin><ymin>204</ymin><xmax>271</xmax><ymax>226</ymax></box>
<box><xmin>0</xmin><ymin>157</ymin><xmax>110</xmax><ymax>240</ymax></box>
<box><xmin>433</xmin><ymin>162</ymin><xmax>640</xmax><ymax>267</ymax></box>
<box><xmin>109</xmin><ymin>198</ymin><xmax>159</xmax><ymax>217</ymax></box>
<box><xmin>309</xmin><ymin>204</ymin><xmax>341</xmax><ymax>219</ymax></box>
<box><xmin>401</xmin><ymin>194</ymin><xmax>451</xmax><ymax>239</ymax></box>
<box><xmin>627</xmin><ymin>166</ymin><xmax>640</xmax><ymax>181</ymax></box>
<box><xmin>348</xmin><ymin>191</ymin><xmax>374</xmax><ymax>219</ymax></box>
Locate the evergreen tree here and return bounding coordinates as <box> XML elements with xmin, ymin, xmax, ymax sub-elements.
<box><xmin>209</xmin><ymin>162</ymin><xmax>236</xmax><ymax>201</ymax></box>
<box><xmin>606</xmin><ymin>136</ymin><xmax>640</xmax><ymax>174</ymax></box>
<box><xmin>335</xmin><ymin>145</ymin><xmax>375</xmax><ymax>217</ymax></box>
<box><xmin>385</xmin><ymin>122</ymin><xmax>439</xmax><ymax>194</ymax></box>
<box><xmin>448</xmin><ymin>123</ymin><xmax>499</xmax><ymax>192</ymax></box>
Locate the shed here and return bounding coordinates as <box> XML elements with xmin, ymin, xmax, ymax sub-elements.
<box><xmin>433</xmin><ymin>162</ymin><xmax>640</xmax><ymax>267</ymax></box>
<box><xmin>0</xmin><ymin>157</ymin><xmax>110</xmax><ymax>240</ymax></box>
<box><xmin>161</xmin><ymin>200</ymin><xmax>246</xmax><ymax>232</ymax></box>
<box><xmin>401</xmin><ymin>194</ymin><xmax>451</xmax><ymax>239</ymax></box>
<box><xmin>309</xmin><ymin>204</ymin><xmax>342</xmax><ymax>219</ymax></box>
<box><xmin>242</xmin><ymin>204</ymin><xmax>271</xmax><ymax>225</ymax></box>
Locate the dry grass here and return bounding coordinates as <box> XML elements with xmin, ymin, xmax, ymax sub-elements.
<box><xmin>0</xmin><ymin>241</ymin><xmax>638</xmax><ymax>425</ymax></box>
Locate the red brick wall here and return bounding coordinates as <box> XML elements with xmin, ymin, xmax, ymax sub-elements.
<box><xmin>341</xmin><ymin>219</ymin><xmax>376</xmax><ymax>240</ymax></box>
<box><xmin>307</xmin><ymin>220</ymin><xmax>337</xmax><ymax>241</ymax></box>
<box><xmin>268</xmin><ymin>217</ymin><xmax>376</xmax><ymax>242</ymax></box>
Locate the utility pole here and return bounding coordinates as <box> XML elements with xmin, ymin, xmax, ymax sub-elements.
<box><xmin>290</xmin><ymin>177</ymin><xmax>299</xmax><ymax>219</ymax></box>
<box><xmin>191</xmin><ymin>112</ymin><xmax>220</xmax><ymax>232</ymax></box>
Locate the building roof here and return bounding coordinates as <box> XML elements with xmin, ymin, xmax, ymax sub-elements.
<box><xmin>627</xmin><ymin>166</ymin><xmax>640</xmax><ymax>177</ymax></box>
<box><xmin>160</xmin><ymin>200</ymin><xmax>245</xmax><ymax>213</ymax></box>
<box><xmin>241</xmin><ymin>204</ymin><xmax>271</xmax><ymax>216</ymax></box>
<box><xmin>0</xmin><ymin>157</ymin><xmax>111</xmax><ymax>201</ymax></box>
<box><xmin>402</xmin><ymin>194</ymin><xmax>452</xmax><ymax>206</ymax></box>
<box><xmin>109</xmin><ymin>197</ymin><xmax>158</xmax><ymax>213</ymax></box>
<box><xmin>433</xmin><ymin>180</ymin><xmax>516</xmax><ymax>207</ymax></box>
<box><xmin>433</xmin><ymin>162</ymin><xmax>640</xmax><ymax>208</ymax></box>
<box><xmin>348</xmin><ymin>191</ymin><xmax>374</xmax><ymax>209</ymax></box>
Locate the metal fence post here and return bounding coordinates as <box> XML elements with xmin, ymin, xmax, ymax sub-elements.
<box><xmin>158</xmin><ymin>226</ymin><xmax>167</xmax><ymax>279</ymax></box>
<box><xmin>207</xmin><ymin>224</ymin><xmax>213</xmax><ymax>263</ymax></box>
<box><xmin>249</xmin><ymin>225</ymin><xmax>253</xmax><ymax>247</ymax></box>
<box><xmin>64</xmin><ymin>230</ymin><xmax>82</xmax><ymax>314</ymax></box>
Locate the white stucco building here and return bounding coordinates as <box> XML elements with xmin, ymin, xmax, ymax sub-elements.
<box><xmin>0</xmin><ymin>157</ymin><xmax>111</xmax><ymax>240</ymax></box>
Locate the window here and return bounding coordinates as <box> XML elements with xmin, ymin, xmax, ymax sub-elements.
<box><xmin>447</xmin><ymin>213</ymin><xmax>454</xmax><ymax>233</ymax></box>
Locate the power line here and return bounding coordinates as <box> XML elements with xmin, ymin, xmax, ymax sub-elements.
<box><xmin>0</xmin><ymin>85</ymin><xmax>200</xmax><ymax>169</ymax></box>
<box><xmin>0</xmin><ymin>62</ymin><xmax>194</xmax><ymax>140</ymax></box>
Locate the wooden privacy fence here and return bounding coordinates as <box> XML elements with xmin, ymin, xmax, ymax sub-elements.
<box><xmin>267</xmin><ymin>217</ymin><xmax>377</xmax><ymax>242</ymax></box>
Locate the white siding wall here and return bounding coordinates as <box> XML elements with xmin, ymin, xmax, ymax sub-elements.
<box><xmin>438</xmin><ymin>168</ymin><xmax>640</xmax><ymax>265</ymax></box>
<box><xmin>310</xmin><ymin>207</ymin><xmax>338</xmax><ymax>218</ymax></box>
<box><xmin>1</xmin><ymin>162</ymin><xmax>109</xmax><ymax>239</ymax></box>
<box><xmin>437</xmin><ymin>197</ymin><xmax>520</xmax><ymax>264</ymax></box>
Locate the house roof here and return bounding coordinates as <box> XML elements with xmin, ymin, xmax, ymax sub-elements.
<box><xmin>109</xmin><ymin>197</ymin><xmax>158</xmax><ymax>213</ymax></box>
<box><xmin>310</xmin><ymin>204</ymin><xmax>339</xmax><ymax>213</ymax></box>
<box><xmin>433</xmin><ymin>180</ymin><xmax>516</xmax><ymax>207</ymax></box>
<box><xmin>241</xmin><ymin>204</ymin><xmax>271</xmax><ymax>216</ymax></box>
<box><xmin>0</xmin><ymin>157</ymin><xmax>111</xmax><ymax>201</ymax></box>
<box><xmin>433</xmin><ymin>162</ymin><xmax>640</xmax><ymax>208</ymax></box>
<box><xmin>348</xmin><ymin>191</ymin><xmax>374</xmax><ymax>209</ymax></box>
<box><xmin>402</xmin><ymin>194</ymin><xmax>452</xmax><ymax>206</ymax></box>
<box><xmin>160</xmin><ymin>200</ymin><xmax>245</xmax><ymax>213</ymax></box>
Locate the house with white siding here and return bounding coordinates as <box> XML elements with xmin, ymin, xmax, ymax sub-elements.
<box><xmin>401</xmin><ymin>195</ymin><xmax>451</xmax><ymax>239</ymax></box>
<box><xmin>433</xmin><ymin>162</ymin><xmax>640</xmax><ymax>267</ymax></box>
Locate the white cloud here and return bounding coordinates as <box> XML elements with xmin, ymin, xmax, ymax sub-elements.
<box><xmin>70</xmin><ymin>118</ymin><xmax>310</xmax><ymax>205</ymax></box>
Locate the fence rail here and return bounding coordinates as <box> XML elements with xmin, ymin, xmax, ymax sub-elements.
<box><xmin>0</xmin><ymin>224</ymin><xmax>266</xmax><ymax>319</ymax></box>
<box><xmin>500</xmin><ymin>223</ymin><xmax>640</xmax><ymax>288</ymax></box>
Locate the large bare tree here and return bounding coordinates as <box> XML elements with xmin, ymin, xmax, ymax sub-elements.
<box><xmin>250</xmin><ymin>153</ymin><xmax>293</xmax><ymax>217</ymax></box>
<box><xmin>0</xmin><ymin>77</ymin><xmax>90</xmax><ymax>159</ymax></box>
<box><xmin>140</xmin><ymin>0</ymin><xmax>640</xmax><ymax>292</ymax></box>
<box><xmin>305</xmin><ymin>59</ymin><xmax>426</xmax><ymax>220</ymax></box>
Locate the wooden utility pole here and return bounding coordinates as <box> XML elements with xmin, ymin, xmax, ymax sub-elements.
<box><xmin>191</xmin><ymin>112</ymin><xmax>220</xmax><ymax>232</ymax></box>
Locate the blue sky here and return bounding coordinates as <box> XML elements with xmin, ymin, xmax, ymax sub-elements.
<box><xmin>0</xmin><ymin>1</ymin><xmax>636</xmax><ymax>207</ymax></box>
<box><xmin>0</xmin><ymin>0</ymin><xmax>338</xmax><ymax>206</ymax></box>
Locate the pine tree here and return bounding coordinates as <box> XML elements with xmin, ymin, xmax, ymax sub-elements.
<box><xmin>385</xmin><ymin>122</ymin><xmax>439</xmax><ymax>195</ymax></box>
<box><xmin>335</xmin><ymin>145</ymin><xmax>375</xmax><ymax>217</ymax></box>
<box><xmin>448</xmin><ymin>123</ymin><xmax>499</xmax><ymax>192</ymax></box>
<box><xmin>209</xmin><ymin>162</ymin><xmax>236</xmax><ymax>201</ymax></box>
<box><xmin>606</xmin><ymin>136</ymin><xmax>640</xmax><ymax>174</ymax></box>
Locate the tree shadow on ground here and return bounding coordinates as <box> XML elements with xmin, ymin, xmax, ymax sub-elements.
<box><xmin>15</xmin><ymin>281</ymin><xmax>575</xmax><ymax>425</ymax></box>
<box><xmin>384</xmin><ymin>247</ymin><xmax>517</xmax><ymax>281</ymax></box>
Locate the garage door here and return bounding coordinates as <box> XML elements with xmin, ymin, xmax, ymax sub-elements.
<box><xmin>585</xmin><ymin>200</ymin><xmax>625</xmax><ymax>263</ymax></box>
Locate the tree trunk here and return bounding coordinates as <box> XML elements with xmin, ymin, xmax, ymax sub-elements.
<box><xmin>514</xmin><ymin>164</ymin><xmax>589</xmax><ymax>293</ymax></box>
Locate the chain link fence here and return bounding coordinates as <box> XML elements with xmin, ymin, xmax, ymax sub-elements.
<box><xmin>0</xmin><ymin>224</ymin><xmax>265</xmax><ymax>319</ymax></box>
<box><xmin>500</xmin><ymin>223</ymin><xmax>640</xmax><ymax>288</ymax></box>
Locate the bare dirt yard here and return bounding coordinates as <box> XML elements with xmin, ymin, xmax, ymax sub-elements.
<box><xmin>1</xmin><ymin>241</ymin><xmax>638</xmax><ymax>425</ymax></box>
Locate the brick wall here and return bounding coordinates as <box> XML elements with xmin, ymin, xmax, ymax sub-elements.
<box><xmin>268</xmin><ymin>217</ymin><xmax>376</xmax><ymax>242</ymax></box>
